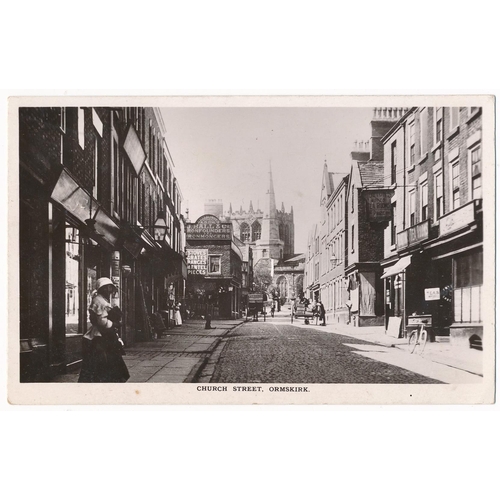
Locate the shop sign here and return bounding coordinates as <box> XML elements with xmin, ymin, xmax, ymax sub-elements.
<box><xmin>187</xmin><ymin>248</ymin><xmax>208</xmax><ymax>275</ymax></box>
<box><xmin>123</xmin><ymin>124</ymin><xmax>146</xmax><ymax>176</ymax></box>
<box><xmin>439</xmin><ymin>202</ymin><xmax>475</xmax><ymax>237</ymax></box>
<box><xmin>364</xmin><ymin>190</ymin><xmax>393</xmax><ymax>222</ymax></box>
<box><xmin>187</xmin><ymin>215</ymin><xmax>232</xmax><ymax>240</ymax></box>
<box><xmin>424</xmin><ymin>287</ymin><xmax>440</xmax><ymax>301</ymax></box>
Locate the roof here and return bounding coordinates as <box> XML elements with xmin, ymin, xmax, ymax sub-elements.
<box><xmin>285</xmin><ymin>253</ymin><xmax>306</xmax><ymax>263</ymax></box>
<box><xmin>329</xmin><ymin>172</ymin><xmax>346</xmax><ymax>193</ymax></box>
<box><xmin>358</xmin><ymin>161</ymin><xmax>384</xmax><ymax>188</ymax></box>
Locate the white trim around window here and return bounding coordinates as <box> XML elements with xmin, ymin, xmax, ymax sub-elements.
<box><xmin>434</xmin><ymin>169</ymin><xmax>444</xmax><ymax>221</ymax></box>
<box><xmin>468</xmin><ymin>141</ymin><xmax>482</xmax><ymax>202</ymax></box>
<box><xmin>433</xmin><ymin>107</ymin><xmax>443</xmax><ymax>147</ymax></box>
<box><xmin>208</xmin><ymin>254</ymin><xmax>222</xmax><ymax>275</ymax></box>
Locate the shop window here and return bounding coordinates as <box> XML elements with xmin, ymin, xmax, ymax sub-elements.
<box><xmin>65</xmin><ymin>227</ymin><xmax>82</xmax><ymax>335</ymax></box>
<box><xmin>208</xmin><ymin>255</ymin><xmax>221</xmax><ymax>274</ymax></box>
<box><xmin>453</xmin><ymin>251</ymin><xmax>483</xmax><ymax>323</ymax></box>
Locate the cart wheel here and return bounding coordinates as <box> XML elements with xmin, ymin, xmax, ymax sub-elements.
<box><xmin>408</xmin><ymin>330</ymin><xmax>419</xmax><ymax>354</ymax></box>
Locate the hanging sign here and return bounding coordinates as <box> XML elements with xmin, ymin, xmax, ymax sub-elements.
<box><xmin>363</xmin><ymin>189</ymin><xmax>393</xmax><ymax>222</ymax></box>
<box><xmin>123</xmin><ymin>124</ymin><xmax>146</xmax><ymax>176</ymax></box>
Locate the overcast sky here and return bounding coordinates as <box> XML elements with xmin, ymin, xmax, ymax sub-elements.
<box><xmin>161</xmin><ymin>107</ymin><xmax>373</xmax><ymax>253</ymax></box>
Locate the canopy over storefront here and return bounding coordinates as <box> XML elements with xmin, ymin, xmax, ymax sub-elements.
<box><xmin>380</xmin><ymin>255</ymin><xmax>412</xmax><ymax>279</ymax></box>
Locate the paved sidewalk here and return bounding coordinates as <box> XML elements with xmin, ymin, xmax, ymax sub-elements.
<box><xmin>287</xmin><ymin>318</ymin><xmax>483</xmax><ymax>377</ymax></box>
<box><xmin>52</xmin><ymin>319</ymin><xmax>244</xmax><ymax>383</ymax></box>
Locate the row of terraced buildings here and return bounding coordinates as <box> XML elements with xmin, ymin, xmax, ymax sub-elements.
<box><xmin>304</xmin><ymin>106</ymin><xmax>484</xmax><ymax>349</ymax></box>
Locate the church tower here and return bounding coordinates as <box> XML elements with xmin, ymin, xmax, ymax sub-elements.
<box><xmin>254</xmin><ymin>166</ymin><xmax>284</xmax><ymax>261</ymax></box>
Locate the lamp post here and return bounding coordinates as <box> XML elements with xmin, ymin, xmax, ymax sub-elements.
<box><xmin>152</xmin><ymin>210</ymin><xmax>167</xmax><ymax>243</ymax></box>
<box><xmin>330</xmin><ymin>254</ymin><xmax>342</xmax><ymax>267</ymax></box>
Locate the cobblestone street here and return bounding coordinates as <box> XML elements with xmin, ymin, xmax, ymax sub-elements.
<box><xmin>211</xmin><ymin>317</ymin><xmax>445</xmax><ymax>384</ymax></box>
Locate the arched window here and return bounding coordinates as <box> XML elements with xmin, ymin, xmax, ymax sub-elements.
<box><xmin>240</xmin><ymin>222</ymin><xmax>250</xmax><ymax>242</ymax></box>
<box><xmin>252</xmin><ymin>221</ymin><xmax>261</xmax><ymax>241</ymax></box>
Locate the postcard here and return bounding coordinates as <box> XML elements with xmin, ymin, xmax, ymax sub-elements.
<box><xmin>8</xmin><ymin>95</ymin><xmax>495</xmax><ymax>404</ymax></box>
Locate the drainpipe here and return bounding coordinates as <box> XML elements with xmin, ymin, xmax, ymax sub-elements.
<box><xmin>402</xmin><ymin>119</ymin><xmax>407</xmax><ymax>338</ymax></box>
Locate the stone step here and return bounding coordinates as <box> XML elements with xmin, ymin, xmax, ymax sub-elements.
<box><xmin>435</xmin><ymin>336</ymin><xmax>450</xmax><ymax>343</ymax></box>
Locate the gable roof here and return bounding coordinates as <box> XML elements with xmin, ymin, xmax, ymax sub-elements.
<box><xmin>358</xmin><ymin>161</ymin><xmax>384</xmax><ymax>188</ymax></box>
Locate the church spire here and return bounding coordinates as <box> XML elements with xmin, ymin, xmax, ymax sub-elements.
<box><xmin>249</xmin><ymin>200</ymin><xmax>254</xmax><ymax>213</ymax></box>
<box><xmin>264</xmin><ymin>163</ymin><xmax>276</xmax><ymax>217</ymax></box>
<box><xmin>229</xmin><ymin>202</ymin><xmax>233</xmax><ymax>214</ymax></box>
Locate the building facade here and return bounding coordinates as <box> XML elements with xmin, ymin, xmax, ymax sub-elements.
<box><xmin>381</xmin><ymin>106</ymin><xmax>483</xmax><ymax>348</ymax></box>
<box><xmin>319</xmin><ymin>164</ymin><xmax>350</xmax><ymax>324</ymax></box>
<box><xmin>303</xmin><ymin>109</ymin><xmax>407</xmax><ymax>326</ymax></box>
<box><xmin>185</xmin><ymin>214</ymin><xmax>243</xmax><ymax>319</ymax></box>
<box><xmin>344</xmin><ymin>109</ymin><xmax>406</xmax><ymax>326</ymax></box>
<box><xmin>19</xmin><ymin>106</ymin><xmax>186</xmax><ymax>381</ymax></box>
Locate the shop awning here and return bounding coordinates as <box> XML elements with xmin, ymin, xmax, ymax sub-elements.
<box><xmin>380</xmin><ymin>255</ymin><xmax>412</xmax><ymax>279</ymax></box>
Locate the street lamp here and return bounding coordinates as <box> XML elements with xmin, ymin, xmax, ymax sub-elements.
<box><xmin>138</xmin><ymin>210</ymin><xmax>167</xmax><ymax>243</ymax></box>
<box><xmin>152</xmin><ymin>210</ymin><xmax>167</xmax><ymax>242</ymax></box>
<box><xmin>330</xmin><ymin>255</ymin><xmax>342</xmax><ymax>267</ymax></box>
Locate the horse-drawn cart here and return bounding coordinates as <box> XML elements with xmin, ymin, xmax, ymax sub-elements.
<box><xmin>248</xmin><ymin>293</ymin><xmax>267</xmax><ymax>322</ymax></box>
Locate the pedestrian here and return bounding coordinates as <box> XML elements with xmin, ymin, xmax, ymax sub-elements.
<box><xmin>78</xmin><ymin>277</ymin><xmax>129</xmax><ymax>383</ymax></box>
<box><xmin>271</xmin><ymin>301</ymin><xmax>275</xmax><ymax>318</ymax></box>
<box><xmin>318</xmin><ymin>300</ymin><xmax>326</xmax><ymax>326</ymax></box>
<box><xmin>174</xmin><ymin>302</ymin><xmax>183</xmax><ymax>326</ymax></box>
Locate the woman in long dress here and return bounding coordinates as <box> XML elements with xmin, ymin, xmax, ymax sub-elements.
<box><xmin>78</xmin><ymin>277</ymin><xmax>130</xmax><ymax>383</ymax></box>
<box><xmin>174</xmin><ymin>302</ymin><xmax>183</xmax><ymax>326</ymax></box>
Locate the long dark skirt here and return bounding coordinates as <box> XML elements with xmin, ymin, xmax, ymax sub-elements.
<box><xmin>78</xmin><ymin>333</ymin><xmax>130</xmax><ymax>383</ymax></box>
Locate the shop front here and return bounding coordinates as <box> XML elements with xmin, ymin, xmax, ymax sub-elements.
<box><xmin>345</xmin><ymin>265</ymin><xmax>384</xmax><ymax>327</ymax></box>
<box><xmin>381</xmin><ymin>200</ymin><xmax>482</xmax><ymax>347</ymax></box>
<box><xmin>185</xmin><ymin>215</ymin><xmax>243</xmax><ymax>319</ymax></box>
<box><xmin>20</xmin><ymin>166</ymin><xmax>124</xmax><ymax>381</ymax></box>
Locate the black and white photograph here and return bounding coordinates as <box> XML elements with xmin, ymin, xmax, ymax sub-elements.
<box><xmin>8</xmin><ymin>96</ymin><xmax>495</xmax><ymax>404</ymax></box>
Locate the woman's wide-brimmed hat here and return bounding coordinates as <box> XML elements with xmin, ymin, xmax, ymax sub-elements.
<box><xmin>96</xmin><ymin>277</ymin><xmax>117</xmax><ymax>292</ymax></box>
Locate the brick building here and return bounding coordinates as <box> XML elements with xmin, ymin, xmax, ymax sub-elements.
<box><xmin>185</xmin><ymin>214</ymin><xmax>243</xmax><ymax>319</ymax></box>
<box><xmin>344</xmin><ymin>109</ymin><xmax>407</xmax><ymax>326</ymax></box>
<box><xmin>19</xmin><ymin>106</ymin><xmax>186</xmax><ymax>381</ymax></box>
<box><xmin>304</xmin><ymin>109</ymin><xmax>405</xmax><ymax>325</ymax></box>
<box><xmin>381</xmin><ymin>106</ymin><xmax>483</xmax><ymax>348</ymax></box>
